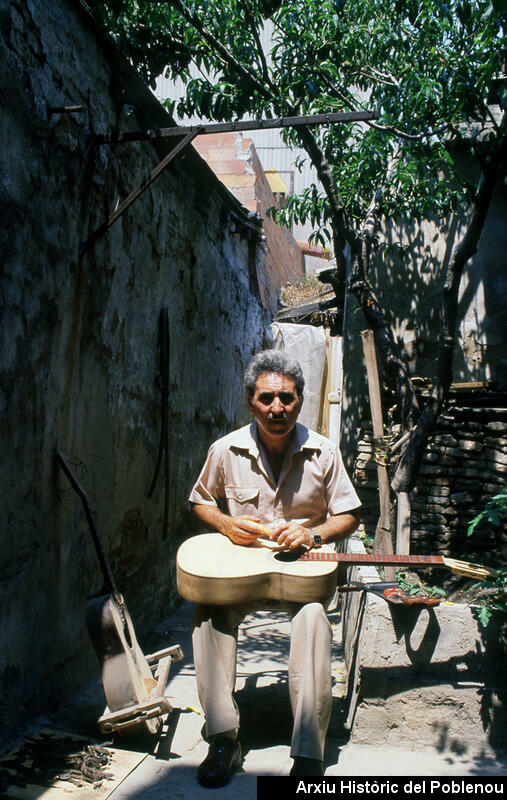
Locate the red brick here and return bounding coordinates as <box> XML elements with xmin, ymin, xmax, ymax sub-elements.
<box><xmin>214</xmin><ymin>159</ymin><xmax>250</xmax><ymax>174</ymax></box>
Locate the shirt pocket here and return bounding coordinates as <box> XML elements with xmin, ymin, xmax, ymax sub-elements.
<box><xmin>224</xmin><ymin>485</ymin><xmax>260</xmax><ymax>516</ymax></box>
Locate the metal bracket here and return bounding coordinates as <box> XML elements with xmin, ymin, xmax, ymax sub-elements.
<box><xmin>81</xmin><ymin>130</ymin><xmax>200</xmax><ymax>254</ymax></box>
<box><xmin>95</xmin><ymin>110</ymin><xmax>377</xmax><ymax>146</ymax></box>
<box><xmin>338</xmin><ymin>581</ymin><xmax>441</xmax><ymax>607</ymax></box>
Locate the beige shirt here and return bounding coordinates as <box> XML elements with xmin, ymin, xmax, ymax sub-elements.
<box><xmin>189</xmin><ymin>422</ymin><xmax>361</xmax><ymax>528</ymax></box>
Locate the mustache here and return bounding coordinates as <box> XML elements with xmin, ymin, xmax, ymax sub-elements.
<box><xmin>267</xmin><ymin>411</ymin><xmax>288</xmax><ymax>421</ymax></box>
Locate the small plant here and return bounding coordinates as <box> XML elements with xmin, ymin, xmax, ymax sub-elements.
<box><xmin>467</xmin><ymin>486</ymin><xmax>507</xmax><ymax>635</ymax></box>
<box><xmin>471</xmin><ymin>567</ymin><xmax>507</xmax><ymax>628</ymax></box>
<box><xmin>358</xmin><ymin>529</ymin><xmax>375</xmax><ymax>551</ymax></box>
<box><xmin>467</xmin><ymin>485</ymin><xmax>507</xmax><ymax>537</ymax></box>
<box><xmin>396</xmin><ymin>572</ymin><xmax>446</xmax><ymax>599</ymax></box>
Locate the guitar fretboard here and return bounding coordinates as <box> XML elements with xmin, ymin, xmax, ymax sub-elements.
<box><xmin>300</xmin><ymin>552</ymin><xmax>445</xmax><ymax>567</ymax></box>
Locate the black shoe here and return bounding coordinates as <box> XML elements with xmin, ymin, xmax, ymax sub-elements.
<box><xmin>290</xmin><ymin>757</ymin><xmax>324</xmax><ymax>776</ymax></box>
<box><xmin>197</xmin><ymin>737</ymin><xmax>242</xmax><ymax>788</ymax></box>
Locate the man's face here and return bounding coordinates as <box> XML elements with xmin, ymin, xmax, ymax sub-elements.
<box><xmin>248</xmin><ymin>372</ymin><xmax>302</xmax><ymax>442</ymax></box>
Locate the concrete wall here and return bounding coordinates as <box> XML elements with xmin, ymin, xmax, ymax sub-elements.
<box><xmin>341</xmin><ymin>536</ymin><xmax>506</xmax><ymax>759</ymax></box>
<box><xmin>0</xmin><ymin>0</ymin><xmax>271</xmax><ymax>746</ymax></box>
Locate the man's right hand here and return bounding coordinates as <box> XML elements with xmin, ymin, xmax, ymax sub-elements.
<box><xmin>191</xmin><ymin>503</ymin><xmax>264</xmax><ymax>547</ymax></box>
<box><xmin>219</xmin><ymin>515</ymin><xmax>264</xmax><ymax>546</ymax></box>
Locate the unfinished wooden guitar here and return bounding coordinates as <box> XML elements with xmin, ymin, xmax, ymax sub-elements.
<box><xmin>177</xmin><ymin>533</ymin><xmax>338</xmax><ymax>604</ymax></box>
<box><xmin>176</xmin><ymin>533</ymin><xmax>496</xmax><ymax>606</ymax></box>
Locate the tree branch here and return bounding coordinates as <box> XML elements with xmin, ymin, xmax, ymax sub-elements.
<box><xmin>244</xmin><ymin>2</ymin><xmax>271</xmax><ymax>86</ymax></box>
<box><xmin>165</xmin><ymin>0</ymin><xmax>273</xmax><ymax>101</ymax></box>
<box><xmin>166</xmin><ymin>1</ymin><xmax>356</xmax><ymax>291</ymax></box>
<box><xmin>348</xmin><ymin>249</ymin><xmax>420</xmax><ymax>430</ymax></box>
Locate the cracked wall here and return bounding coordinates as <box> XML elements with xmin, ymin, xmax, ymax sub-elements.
<box><xmin>0</xmin><ymin>0</ymin><xmax>270</xmax><ymax>746</ymax></box>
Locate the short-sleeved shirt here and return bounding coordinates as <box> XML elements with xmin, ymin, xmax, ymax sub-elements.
<box><xmin>188</xmin><ymin>422</ymin><xmax>361</xmax><ymax>528</ymax></box>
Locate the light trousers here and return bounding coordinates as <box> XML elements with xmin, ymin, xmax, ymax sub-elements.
<box><xmin>192</xmin><ymin>601</ymin><xmax>332</xmax><ymax>760</ymax></box>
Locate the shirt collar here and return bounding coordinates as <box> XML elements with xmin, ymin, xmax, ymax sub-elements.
<box><xmin>229</xmin><ymin>421</ymin><xmax>321</xmax><ymax>458</ymax></box>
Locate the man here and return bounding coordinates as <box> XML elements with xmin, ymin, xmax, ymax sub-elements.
<box><xmin>188</xmin><ymin>350</ymin><xmax>360</xmax><ymax>785</ymax></box>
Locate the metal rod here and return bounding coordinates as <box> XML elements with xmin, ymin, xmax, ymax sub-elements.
<box><xmin>49</xmin><ymin>105</ymin><xmax>83</xmax><ymax>114</ymax></box>
<box><xmin>55</xmin><ymin>451</ymin><xmax>120</xmax><ymax>597</ymax></box>
<box><xmin>81</xmin><ymin>129</ymin><xmax>200</xmax><ymax>253</ymax></box>
<box><xmin>95</xmin><ymin>110</ymin><xmax>377</xmax><ymax>145</ymax></box>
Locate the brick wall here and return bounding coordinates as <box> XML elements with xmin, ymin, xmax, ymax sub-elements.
<box><xmin>195</xmin><ymin>133</ymin><xmax>304</xmax><ymax>312</ymax></box>
<box><xmin>353</xmin><ymin>405</ymin><xmax>507</xmax><ymax>563</ymax></box>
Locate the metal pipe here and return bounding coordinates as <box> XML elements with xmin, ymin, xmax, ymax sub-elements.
<box><xmin>95</xmin><ymin>110</ymin><xmax>377</xmax><ymax>145</ymax></box>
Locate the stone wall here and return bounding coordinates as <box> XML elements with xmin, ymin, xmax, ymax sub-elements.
<box><xmin>352</xmin><ymin>401</ymin><xmax>506</xmax><ymax>560</ymax></box>
<box><xmin>0</xmin><ymin>0</ymin><xmax>272</xmax><ymax>747</ymax></box>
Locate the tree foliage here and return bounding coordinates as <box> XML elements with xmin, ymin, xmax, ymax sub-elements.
<box><xmin>91</xmin><ymin>0</ymin><xmax>505</xmax><ymax>227</ymax></box>
<box><xmin>90</xmin><ymin>0</ymin><xmax>507</xmax><ymax>498</ymax></box>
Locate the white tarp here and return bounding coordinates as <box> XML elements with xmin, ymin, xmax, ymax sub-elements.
<box><xmin>271</xmin><ymin>322</ymin><xmax>327</xmax><ymax>431</ymax></box>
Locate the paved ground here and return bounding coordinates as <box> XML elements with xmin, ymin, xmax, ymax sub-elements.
<box><xmin>40</xmin><ymin>600</ymin><xmax>507</xmax><ymax>798</ymax></box>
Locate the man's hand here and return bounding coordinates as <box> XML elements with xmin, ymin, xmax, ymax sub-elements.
<box><xmin>220</xmin><ymin>515</ymin><xmax>265</xmax><ymax>546</ymax></box>
<box><xmin>269</xmin><ymin>521</ymin><xmax>313</xmax><ymax>551</ymax></box>
<box><xmin>268</xmin><ymin>510</ymin><xmax>361</xmax><ymax>551</ymax></box>
<box><xmin>191</xmin><ymin>503</ymin><xmax>264</xmax><ymax>547</ymax></box>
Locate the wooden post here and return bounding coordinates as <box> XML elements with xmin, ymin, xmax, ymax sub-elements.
<box><xmin>318</xmin><ymin>331</ymin><xmax>331</xmax><ymax>437</ymax></box>
<box><xmin>396</xmin><ymin>490</ymin><xmax>411</xmax><ymax>555</ymax></box>
<box><xmin>361</xmin><ymin>330</ymin><xmax>395</xmax><ymax>581</ymax></box>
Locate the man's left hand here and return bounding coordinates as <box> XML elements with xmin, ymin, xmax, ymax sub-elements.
<box><xmin>269</xmin><ymin>521</ymin><xmax>314</xmax><ymax>551</ymax></box>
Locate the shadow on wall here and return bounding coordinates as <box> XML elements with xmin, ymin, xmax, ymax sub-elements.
<box><xmin>346</xmin><ymin>599</ymin><xmax>506</xmax><ymax>757</ymax></box>
<box><xmin>341</xmin><ymin>189</ymin><xmax>507</xmax><ymax>466</ymax></box>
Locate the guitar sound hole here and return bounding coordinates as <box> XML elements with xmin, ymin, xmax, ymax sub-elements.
<box><xmin>274</xmin><ymin>547</ymin><xmax>305</xmax><ymax>562</ymax></box>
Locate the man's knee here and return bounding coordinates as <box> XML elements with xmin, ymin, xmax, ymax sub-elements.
<box><xmin>296</xmin><ymin>602</ymin><xmax>328</xmax><ymax>622</ymax></box>
<box><xmin>292</xmin><ymin>602</ymin><xmax>332</xmax><ymax>638</ymax></box>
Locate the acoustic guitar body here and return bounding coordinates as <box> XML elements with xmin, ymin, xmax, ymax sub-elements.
<box><xmin>86</xmin><ymin>593</ymin><xmax>160</xmax><ymax>735</ymax></box>
<box><xmin>176</xmin><ymin>533</ymin><xmax>338</xmax><ymax>605</ymax></box>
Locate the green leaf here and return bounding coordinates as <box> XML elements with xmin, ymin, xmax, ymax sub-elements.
<box><xmin>478</xmin><ymin>604</ymin><xmax>493</xmax><ymax>627</ymax></box>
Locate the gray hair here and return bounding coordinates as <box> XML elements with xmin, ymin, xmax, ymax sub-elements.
<box><xmin>244</xmin><ymin>350</ymin><xmax>305</xmax><ymax>399</ymax></box>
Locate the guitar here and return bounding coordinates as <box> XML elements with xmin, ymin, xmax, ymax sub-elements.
<box><xmin>176</xmin><ymin>533</ymin><xmax>496</xmax><ymax>606</ymax></box>
<box><xmin>55</xmin><ymin>452</ymin><xmax>170</xmax><ymax>735</ymax></box>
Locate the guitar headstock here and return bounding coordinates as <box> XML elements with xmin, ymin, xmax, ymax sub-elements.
<box><xmin>442</xmin><ymin>557</ymin><xmax>497</xmax><ymax>581</ymax></box>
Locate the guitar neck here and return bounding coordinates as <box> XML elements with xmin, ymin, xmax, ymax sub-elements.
<box><xmin>301</xmin><ymin>552</ymin><xmax>446</xmax><ymax>568</ymax></box>
<box><xmin>300</xmin><ymin>551</ymin><xmax>496</xmax><ymax>580</ymax></box>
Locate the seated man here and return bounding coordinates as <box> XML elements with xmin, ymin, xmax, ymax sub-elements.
<box><xmin>188</xmin><ymin>350</ymin><xmax>360</xmax><ymax>785</ymax></box>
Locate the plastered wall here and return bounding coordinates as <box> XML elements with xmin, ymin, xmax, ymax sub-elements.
<box><xmin>0</xmin><ymin>0</ymin><xmax>270</xmax><ymax>745</ymax></box>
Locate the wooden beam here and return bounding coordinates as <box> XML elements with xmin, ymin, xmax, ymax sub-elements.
<box><xmin>95</xmin><ymin>110</ymin><xmax>377</xmax><ymax>145</ymax></box>
<box><xmin>361</xmin><ymin>329</ymin><xmax>395</xmax><ymax>581</ymax></box>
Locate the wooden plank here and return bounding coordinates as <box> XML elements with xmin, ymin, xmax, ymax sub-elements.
<box><xmin>362</xmin><ymin>330</ymin><xmax>384</xmax><ymax>437</ymax></box>
<box><xmin>450</xmin><ymin>381</ymin><xmax>492</xmax><ymax>391</ymax></box>
<box><xmin>317</xmin><ymin>330</ymin><xmax>332</xmax><ymax>437</ymax></box>
<box><xmin>146</xmin><ymin>643</ymin><xmax>184</xmax><ymax>664</ymax></box>
<box><xmin>96</xmin><ymin>110</ymin><xmax>377</xmax><ymax>145</ymax></box>
<box><xmin>361</xmin><ymin>330</ymin><xmax>395</xmax><ymax>581</ymax></box>
<box><xmin>396</xmin><ymin>490</ymin><xmax>411</xmax><ymax>555</ymax></box>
